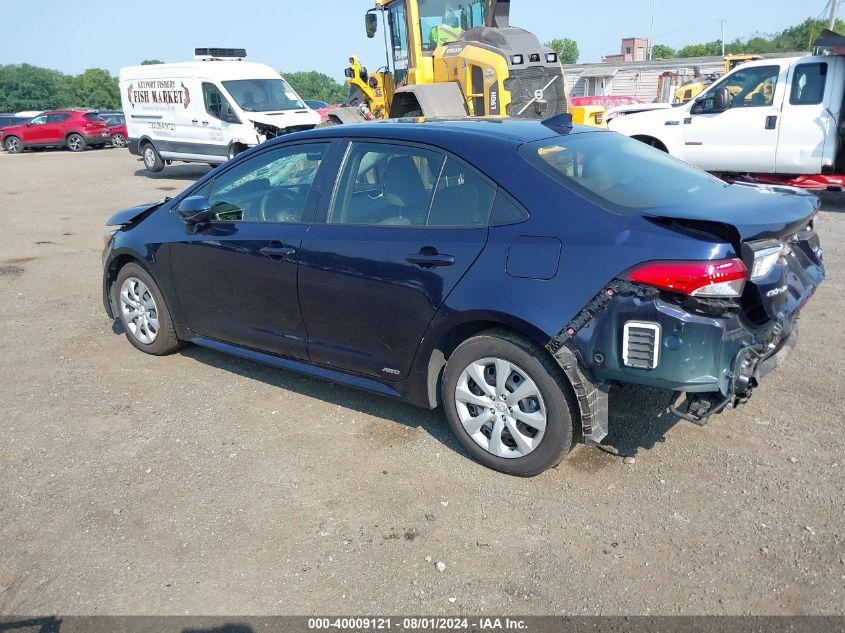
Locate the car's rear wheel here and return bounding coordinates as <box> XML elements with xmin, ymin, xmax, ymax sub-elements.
<box><xmin>141</xmin><ymin>142</ymin><xmax>164</xmax><ymax>172</ymax></box>
<box><xmin>4</xmin><ymin>136</ymin><xmax>22</xmax><ymax>154</ymax></box>
<box><xmin>114</xmin><ymin>263</ymin><xmax>182</xmax><ymax>356</ymax></box>
<box><xmin>66</xmin><ymin>133</ymin><xmax>86</xmax><ymax>152</ymax></box>
<box><xmin>442</xmin><ymin>330</ymin><xmax>578</xmax><ymax>477</ymax></box>
<box><xmin>110</xmin><ymin>132</ymin><xmax>127</xmax><ymax>148</ymax></box>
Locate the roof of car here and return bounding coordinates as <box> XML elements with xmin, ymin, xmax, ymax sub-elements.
<box><xmin>296</xmin><ymin>117</ymin><xmax>597</xmax><ymax>147</ymax></box>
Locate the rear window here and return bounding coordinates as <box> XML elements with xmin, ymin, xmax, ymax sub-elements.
<box><xmin>519</xmin><ymin>132</ymin><xmax>729</xmax><ymax>215</ymax></box>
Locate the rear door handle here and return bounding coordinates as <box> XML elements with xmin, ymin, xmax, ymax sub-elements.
<box><xmin>260</xmin><ymin>245</ymin><xmax>297</xmax><ymax>261</ymax></box>
<box><xmin>406</xmin><ymin>251</ymin><xmax>455</xmax><ymax>268</ymax></box>
<box><xmin>765</xmin><ymin>115</ymin><xmax>778</xmax><ymax>130</ymax></box>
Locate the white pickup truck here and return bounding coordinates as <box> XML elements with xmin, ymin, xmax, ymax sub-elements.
<box><xmin>609</xmin><ymin>49</ymin><xmax>845</xmax><ymax>188</ymax></box>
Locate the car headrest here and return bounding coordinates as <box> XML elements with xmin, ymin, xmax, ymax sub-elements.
<box><xmin>384</xmin><ymin>155</ymin><xmax>426</xmax><ymax>208</ymax></box>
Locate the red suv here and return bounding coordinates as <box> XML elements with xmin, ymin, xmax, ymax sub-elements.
<box><xmin>1</xmin><ymin>110</ymin><xmax>110</xmax><ymax>154</ymax></box>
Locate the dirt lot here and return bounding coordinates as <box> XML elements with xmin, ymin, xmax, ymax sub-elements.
<box><xmin>0</xmin><ymin>148</ymin><xmax>843</xmax><ymax>616</ymax></box>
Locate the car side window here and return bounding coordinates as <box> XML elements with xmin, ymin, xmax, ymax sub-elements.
<box><xmin>48</xmin><ymin>114</ymin><xmax>70</xmax><ymax>123</ymax></box>
<box><xmin>329</xmin><ymin>142</ymin><xmax>444</xmax><ymax>226</ymax></box>
<box><xmin>29</xmin><ymin>115</ymin><xmax>48</xmax><ymax>126</ymax></box>
<box><xmin>202</xmin><ymin>82</ymin><xmax>237</xmax><ymax>122</ymax></box>
<box><xmin>717</xmin><ymin>65</ymin><xmax>780</xmax><ymax>109</ymax></box>
<box><xmin>790</xmin><ymin>63</ymin><xmax>827</xmax><ymax>105</ymax></box>
<box><xmin>427</xmin><ymin>158</ymin><xmax>496</xmax><ymax>227</ymax></box>
<box><xmin>208</xmin><ymin>143</ymin><xmax>329</xmax><ymax>223</ymax></box>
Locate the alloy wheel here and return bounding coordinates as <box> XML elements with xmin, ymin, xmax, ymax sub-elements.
<box><xmin>67</xmin><ymin>135</ymin><xmax>83</xmax><ymax>151</ymax></box>
<box><xmin>112</xmin><ymin>133</ymin><xmax>127</xmax><ymax>148</ymax></box>
<box><xmin>143</xmin><ymin>146</ymin><xmax>156</xmax><ymax>169</ymax></box>
<box><xmin>6</xmin><ymin>138</ymin><xmax>21</xmax><ymax>153</ymax></box>
<box><xmin>120</xmin><ymin>277</ymin><xmax>159</xmax><ymax>345</ymax></box>
<box><xmin>454</xmin><ymin>357</ymin><xmax>547</xmax><ymax>459</ymax></box>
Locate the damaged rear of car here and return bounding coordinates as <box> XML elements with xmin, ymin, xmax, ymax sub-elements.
<box><xmin>520</xmin><ymin>131</ymin><xmax>825</xmax><ymax>444</ymax></box>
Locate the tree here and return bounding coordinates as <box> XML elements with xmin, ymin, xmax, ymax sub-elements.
<box><xmin>677</xmin><ymin>40</ymin><xmax>724</xmax><ymax>58</ymax></box>
<box><xmin>72</xmin><ymin>68</ymin><xmax>120</xmax><ymax>110</ymax></box>
<box><xmin>545</xmin><ymin>38</ymin><xmax>579</xmax><ymax>64</ymax></box>
<box><xmin>283</xmin><ymin>71</ymin><xmax>348</xmax><ymax>104</ymax></box>
<box><xmin>650</xmin><ymin>44</ymin><xmax>676</xmax><ymax>60</ymax></box>
<box><xmin>0</xmin><ymin>64</ymin><xmax>75</xmax><ymax>111</ymax></box>
<box><xmin>141</xmin><ymin>59</ymin><xmax>164</xmax><ymax>65</ymax></box>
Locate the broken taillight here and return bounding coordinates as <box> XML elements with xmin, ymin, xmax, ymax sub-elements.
<box><xmin>624</xmin><ymin>258</ymin><xmax>748</xmax><ymax>298</ymax></box>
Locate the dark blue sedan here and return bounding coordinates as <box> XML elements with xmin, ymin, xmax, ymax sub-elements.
<box><xmin>102</xmin><ymin>117</ymin><xmax>824</xmax><ymax>476</ymax></box>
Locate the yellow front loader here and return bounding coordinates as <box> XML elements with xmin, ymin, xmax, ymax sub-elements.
<box><xmin>327</xmin><ymin>0</ymin><xmax>604</xmax><ymax>127</ymax></box>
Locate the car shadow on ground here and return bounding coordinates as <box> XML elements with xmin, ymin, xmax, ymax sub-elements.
<box><xmin>179</xmin><ymin>345</ymin><xmax>463</xmax><ymax>454</ymax></box>
<box><xmin>179</xmin><ymin>345</ymin><xmax>681</xmax><ymax>462</ymax></box>
<box><xmin>818</xmin><ymin>191</ymin><xmax>845</xmax><ymax>213</ymax></box>
<box><xmin>133</xmin><ymin>164</ymin><xmax>213</xmax><ymax>181</ymax></box>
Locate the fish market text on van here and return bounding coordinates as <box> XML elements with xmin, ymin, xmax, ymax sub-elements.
<box><xmin>128</xmin><ymin>80</ymin><xmax>188</xmax><ymax>106</ymax></box>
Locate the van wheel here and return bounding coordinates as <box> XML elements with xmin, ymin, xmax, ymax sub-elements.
<box><xmin>4</xmin><ymin>136</ymin><xmax>23</xmax><ymax>154</ymax></box>
<box><xmin>66</xmin><ymin>133</ymin><xmax>86</xmax><ymax>152</ymax></box>
<box><xmin>441</xmin><ymin>330</ymin><xmax>578</xmax><ymax>477</ymax></box>
<box><xmin>142</xmin><ymin>142</ymin><xmax>164</xmax><ymax>172</ymax></box>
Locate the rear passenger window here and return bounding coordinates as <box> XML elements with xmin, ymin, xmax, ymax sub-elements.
<box><xmin>208</xmin><ymin>143</ymin><xmax>328</xmax><ymax>223</ymax></box>
<box><xmin>790</xmin><ymin>63</ymin><xmax>827</xmax><ymax>105</ymax></box>
<box><xmin>427</xmin><ymin>158</ymin><xmax>495</xmax><ymax>227</ymax></box>
<box><xmin>329</xmin><ymin>142</ymin><xmax>444</xmax><ymax>226</ymax></box>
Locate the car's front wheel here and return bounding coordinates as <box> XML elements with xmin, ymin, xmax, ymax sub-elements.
<box><xmin>442</xmin><ymin>330</ymin><xmax>578</xmax><ymax>477</ymax></box>
<box><xmin>4</xmin><ymin>136</ymin><xmax>23</xmax><ymax>154</ymax></box>
<box><xmin>66</xmin><ymin>133</ymin><xmax>86</xmax><ymax>152</ymax></box>
<box><xmin>114</xmin><ymin>263</ymin><xmax>182</xmax><ymax>355</ymax></box>
<box><xmin>141</xmin><ymin>142</ymin><xmax>164</xmax><ymax>172</ymax></box>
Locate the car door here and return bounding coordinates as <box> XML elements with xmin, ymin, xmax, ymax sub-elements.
<box><xmin>48</xmin><ymin>113</ymin><xmax>71</xmax><ymax>143</ymax></box>
<box><xmin>298</xmin><ymin>140</ymin><xmax>494</xmax><ymax>380</ymax></box>
<box><xmin>23</xmin><ymin>114</ymin><xmax>51</xmax><ymax>144</ymax></box>
<box><xmin>682</xmin><ymin>64</ymin><xmax>786</xmax><ymax>173</ymax></box>
<box><xmin>198</xmin><ymin>81</ymin><xmax>237</xmax><ymax>158</ymax></box>
<box><xmin>776</xmin><ymin>59</ymin><xmax>837</xmax><ymax>173</ymax></box>
<box><xmin>169</xmin><ymin>141</ymin><xmax>335</xmax><ymax>358</ymax></box>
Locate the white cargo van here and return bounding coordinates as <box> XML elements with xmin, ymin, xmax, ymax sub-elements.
<box><xmin>609</xmin><ymin>45</ymin><xmax>845</xmax><ymax>187</ymax></box>
<box><xmin>120</xmin><ymin>48</ymin><xmax>321</xmax><ymax>172</ymax></box>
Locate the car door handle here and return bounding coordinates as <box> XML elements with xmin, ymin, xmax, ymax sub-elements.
<box><xmin>765</xmin><ymin>115</ymin><xmax>778</xmax><ymax>130</ymax></box>
<box><xmin>260</xmin><ymin>245</ymin><xmax>297</xmax><ymax>261</ymax></box>
<box><xmin>406</xmin><ymin>250</ymin><xmax>455</xmax><ymax>268</ymax></box>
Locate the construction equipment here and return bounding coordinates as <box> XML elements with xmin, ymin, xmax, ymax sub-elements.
<box><xmin>673</xmin><ymin>54</ymin><xmax>764</xmax><ymax>104</ymax></box>
<box><xmin>327</xmin><ymin>0</ymin><xmax>604</xmax><ymax>127</ymax></box>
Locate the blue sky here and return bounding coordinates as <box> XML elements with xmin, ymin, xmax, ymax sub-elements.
<box><xmin>1</xmin><ymin>0</ymin><xmax>832</xmax><ymax>79</ymax></box>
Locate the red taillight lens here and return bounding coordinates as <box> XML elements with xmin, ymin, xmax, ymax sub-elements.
<box><xmin>624</xmin><ymin>258</ymin><xmax>748</xmax><ymax>298</ymax></box>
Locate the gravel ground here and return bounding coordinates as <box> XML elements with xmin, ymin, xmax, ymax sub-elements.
<box><xmin>0</xmin><ymin>148</ymin><xmax>843</xmax><ymax>616</ymax></box>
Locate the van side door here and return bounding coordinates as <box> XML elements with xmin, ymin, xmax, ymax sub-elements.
<box><xmin>681</xmin><ymin>63</ymin><xmax>787</xmax><ymax>173</ymax></box>
<box><xmin>198</xmin><ymin>81</ymin><xmax>239</xmax><ymax>159</ymax></box>
<box><xmin>776</xmin><ymin>57</ymin><xmax>839</xmax><ymax>174</ymax></box>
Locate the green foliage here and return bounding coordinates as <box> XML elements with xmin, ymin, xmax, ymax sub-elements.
<box><xmin>283</xmin><ymin>71</ymin><xmax>348</xmax><ymax>105</ymax></box>
<box><xmin>72</xmin><ymin>68</ymin><xmax>120</xmax><ymax>110</ymax></box>
<box><xmin>141</xmin><ymin>59</ymin><xmax>164</xmax><ymax>65</ymax></box>
<box><xmin>0</xmin><ymin>64</ymin><xmax>121</xmax><ymax>112</ymax></box>
<box><xmin>545</xmin><ymin>38</ymin><xmax>579</xmax><ymax>64</ymax></box>
<box><xmin>673</xmin><ymin>17</ymin><xmax>845</xmax><ymax>59</ymax></box>
<box><xmin>650</xmin><ymin>44</ymin><xmax>676</xmax><ymax>60</ymax></box>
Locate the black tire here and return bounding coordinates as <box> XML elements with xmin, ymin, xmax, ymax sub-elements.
<box><xmin>114</xmin><ymin>262</ymin><xmax>183</xmax><ymax>356</ymax></box>
<box><xmin>441</xmin><ymin>329</ymin><xmax>579</xmax><ymax>477</ymax></box>
<box><xmin>66</xmin><ymin>133</ymin><xmax>86</xmax><ymax>152</ymax></box>
<box><xmin>4</xmin><ymin>135</ymin><xmax>23</xmax><ymax>154</ymax></box>
<box><xmin>141</xmin><ymin>141</ymin><xmax>164</xmax><ymax>172</ymax></box>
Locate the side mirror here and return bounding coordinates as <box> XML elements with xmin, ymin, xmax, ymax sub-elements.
<box><xmin>177</xmin><ymin>195</ymin><xmax>212</xmax><ymax>224</ymax></box>
<box><xmin>365</xmin><ymin>12</ymin><xmax>378</xmax><ymax>38</ymax></box>
<box><xmin>712</xmin><ymin>87</ymin><xmax>730</xmax><ymax>113</ymax></box>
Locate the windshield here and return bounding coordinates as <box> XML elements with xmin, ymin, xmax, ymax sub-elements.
<box><xmin>418</xmin><ymin>0</ymin><xmax>488</xmax><ymax>52</ymax></box>
<box><xmin>222</xmin><ymin>79</ymin><xmax>305</xmax><ymax>112</ymax></box>
<box><xmin>520</xmin><ymin>132</ymin><xmax>729</xmax><ymax>215</ymax></box>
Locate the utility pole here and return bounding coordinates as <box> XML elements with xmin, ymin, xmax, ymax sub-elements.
<box><xmin>829</xmin><ymin>0</ymin><xmax>840</xmax><ymax>30</ymax></box>
<box><xmin>721</xmin><ymin>20</ymin><xmax>727</xmax><ymax>56</ymax></box>
<box><xmin>649</xmin><ymin>0</ymin><xmax>656</xmax><ymax>60</ymax></box>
